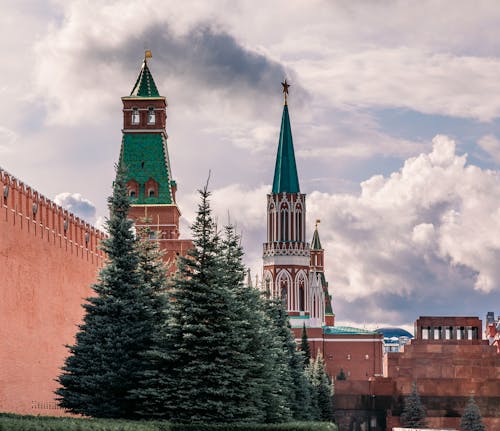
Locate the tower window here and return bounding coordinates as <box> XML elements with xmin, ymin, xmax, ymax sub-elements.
<box><xmin>147</xmin><ymin>107</ymin><xmax>156</xmax><ymax>125</ymax></box>
<box><xmin>129</xmin><ymin>190</ymin><xmax>136</xmax><ymax>198</ymax></box>
<box><xmin>148</xmin><ymin>189</ymin><xmax>155</xmax><ymax>197</ymax></box>
<box><xmin>131</xmin><ymin>108</ymin><xmax>140</xmax><ymax>125</ymax></box>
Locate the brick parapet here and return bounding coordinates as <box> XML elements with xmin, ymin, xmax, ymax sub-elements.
<box><xmin>0</xmin><ymin>167</ymin><xmax>106</xmax><ymax>265</ymax></box>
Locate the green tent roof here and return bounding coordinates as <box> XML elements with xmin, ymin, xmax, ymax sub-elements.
<box><xmin>311</xmin><ymin>227</ymin><xmax>322</xmax><ymax>250</ymax></box>
<box><xmin>120</xmin><ymin>133</ymin><xmax>173</xmax><ymax>204</ymax></box>
<box><xmin>130</xmin><ymin>60</ymin><xmax>160</xmax><ymax>97</ymax></box>
<box><xmin>272</xmin><ymin>104</ymin><xmax>300</xmax><ymax>194</ymax></box>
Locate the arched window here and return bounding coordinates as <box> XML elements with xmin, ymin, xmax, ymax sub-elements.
<box><xmin>269</xmin><ymin>203</ymin><xmax>275</xmax><ymax>242</ymax></box>
<box><xmin>148</xmin><ymin>189</ymin><xmax>155</xmax><ymax>197</ymax></box>
<box><xmin>129</xmin><ymin>190</ymin><xmax>136</xmax><ymax>198</ymax></box>
<box><xmin>280</xmin><ymin>204</ymin><xmax>289</xmax><ymax>241</ymax></box>
<box><xmin>295</xmin><ymin>206</ymin><xmax>302</xmax><ymax>242</ymax></box>
<box><xmin>131</xmin><ymin>108</ymin><xmax>139</xmax><ymax>125</ymax></box>
<box><xmin>147</xmin><ymin>107</ymin><xmax>156</xmax><ymax>125</ymax></box>
<box><xmin>299</xmin><ymin>285</ymin><xmax>305</xmax><ymax>311</ymax></box>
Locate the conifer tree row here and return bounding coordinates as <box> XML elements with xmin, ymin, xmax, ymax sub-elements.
<box><xmin>57</xmin><ymin>174</ymin><xmax>333</xmax><ymax>423</ymax></box>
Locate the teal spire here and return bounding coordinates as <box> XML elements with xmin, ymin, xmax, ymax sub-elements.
<box><xmin>130</xmin><ymin>57</ymin><xmax>160</xmax><ymax>97</ymax></box>
<box><xmin>311</xmin><ymin>223</ymin><xmax>322</xmax><ymax>250</ymax></box>
<box><xmin>272</xmin><ymin>90</ymin><xmax>300</xmax><ymax>194</ymax></box>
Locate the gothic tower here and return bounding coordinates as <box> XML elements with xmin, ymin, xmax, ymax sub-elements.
<box><xmin>263</xmin><ymin>82</ymin><xmax>332</xmax><ymax>328</ymax></box>
<box><xmin>119</xmin><ymin>52</ymin><xmax>192</xmax><ymax>273</ymax></box>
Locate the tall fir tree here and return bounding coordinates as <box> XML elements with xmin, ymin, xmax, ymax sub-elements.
<box><xmin>400</xmin><ymin>381</ymin><xmax>426</xmax><ymax>428</ymax></box>
<box><xmin>266</xmin><ymin>298</ymin><xmax>313</xmax><ymax>421</ymax></box>
<box><xmin>460</xmin><ymin>396</ymin><xmax>486</xmax><ymax>431</ymax></box>
<box><xmin>306</xmin><ymin>351</ymin><xmax>334</xmax><ymax>421</ymax></box>
<box><xmin>150</xmin><ymin>185</ymin><xmax>279</xmax><ymax>423</ymax></box>
<box><xmin>56</xmin><ymin>166</ymin><xmax>159</xmax><ymax>418</ymax></box>
<box><xmin>300</xmin><ymin>323</ymin><xmax>311</xmax><ymax>367</ymax></box>
<box><xmin>129</xmin><ymin>221</ymin><xmax>170</xmax><ymax>417</ymax></box>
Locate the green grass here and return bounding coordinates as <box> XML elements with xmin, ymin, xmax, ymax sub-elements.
<box><xmin>0</xmin><ymin>413</ymin><xmax>337</xmax><ymax>431</ymax></box>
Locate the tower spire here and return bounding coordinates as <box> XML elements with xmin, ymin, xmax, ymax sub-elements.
<box><xmin>272</xmin><ymin>81</ymin><xmax>300</xmax><ymax>194</ymax></box>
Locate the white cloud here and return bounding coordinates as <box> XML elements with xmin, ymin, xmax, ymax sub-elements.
<box><xmin>54</xmin><ymin>192</ymin><xmax>97</xmax><ymax>222</ymax></box>
<box><xmin>478</xmin><ymin>134</ymin><xmax>500</xmax><ymax>164</ymax></box>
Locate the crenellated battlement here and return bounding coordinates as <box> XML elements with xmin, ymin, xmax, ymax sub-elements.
<box><xmin>0</xmin><ymin>166</ymin><xmax>106</xmax><ymax>265</ymax></box>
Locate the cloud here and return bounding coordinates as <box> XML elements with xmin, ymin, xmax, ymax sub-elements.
<box><xmin>54</xmin><ymin>192</ymin><xmax>97</xmax><ymax>222</ymax></box>
<box><xmin>305</xmin><ymin>135</ymin><xmax>500</xmax><ymax>325</ymax></box>
<box><xmin>478</xmin><ymin>134</ymin><xmax>500</xmax><ymax>164</ymax></box>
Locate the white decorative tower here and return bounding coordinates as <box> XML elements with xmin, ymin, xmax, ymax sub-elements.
<box><xmin>262</xmin><ymin>82</ymin><xmax>333</xmax><ymax>328</ymax></box>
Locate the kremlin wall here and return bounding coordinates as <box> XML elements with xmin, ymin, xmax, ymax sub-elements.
<box><xmin>0</xmin><ymin>56</ymin><xmax>499</xmax><ymax>430</ymax></box>
<box><xmin>0</xmin><ymin>166</ymin><xmax>105</xmax><ymax>415</ymax></box>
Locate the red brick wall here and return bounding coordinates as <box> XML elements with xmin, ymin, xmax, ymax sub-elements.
<box><xmin>0</xmin><ymin>168</ymin><xmax>105</xmax><ymax>415</ymax></box>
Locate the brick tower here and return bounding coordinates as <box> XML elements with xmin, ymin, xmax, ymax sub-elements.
<box><xmin>120</xmin><ymin>52</ymin><xmax>192</xmax><ymax>273</ymax></box>
<box><xmin>262</xmin><ymin>81</ymin><xmax>333</xmax><ymax>328</ymax></box>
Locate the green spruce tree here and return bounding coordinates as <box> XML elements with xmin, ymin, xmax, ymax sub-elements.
<box><xmin>400</xmin><ymin>381</ymin><xmax>426</xmax><ymax>428</ymax></box>
<box><xmin>266</xmin><ymin>298</ymin><xmax>314</xmax><ymax>421</ymax></box>
<box><xmin>129</xmin><ymin>221</ymin><xmax>170</xmax><ymax>418</ymax></box>
<box><xmin>460</xmin><ymin>396</ymin><xmax>486</xmax><ymax>431</ymax></box>
<box><xmin>307</xmin><ymin>351</ymin><xmax>334</xmax><ymax>421</ymax></box>
<box><xmin>56</xmin><ymin>166</ymin><xmax>159</xmax><ymax>418</ymax></box>
<box><xmin>300</xmin><ymin>323</ymin><xmax>311</xmax><ymax>367</ymax></box>
<box><xmin>152</xmin><ymin>185</ymin><xmax>276</xmax><ymax>423</ymax></box>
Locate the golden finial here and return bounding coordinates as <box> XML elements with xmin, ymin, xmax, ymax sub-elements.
<box><xmin>144</xmin><ymin>50</ymin><xmax>152</xmax><ymax>63</ymax></box>
<box><xmin>281</xmin><ymin>79</ymin><xmax>290</xmax><ymax>105</ymax></box>
<box><xmin>315</xmin><ymin>219</ymin><xmax>321</xmax><ymax>229</ymax></box>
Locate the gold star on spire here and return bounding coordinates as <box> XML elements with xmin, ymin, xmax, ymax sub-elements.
<box><xmin>281</xmin><ymin>79</ymin><xmax>290</xmax><ymax>105</ymax></box>
<box><xmin>315</xmin><ymin>219</ymin><xmax>321</xmax><ymax>229</ymax></box>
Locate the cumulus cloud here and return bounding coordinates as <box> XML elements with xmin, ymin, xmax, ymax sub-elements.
<box><xmin>54</xmin><ymin>192</ymin><xmax>97</xmax><ymax>222</ymax></box>
<box><xmin>305</xmin><ymin>135</ymin><xmax>500</xmax><ymax>325</ymax></box>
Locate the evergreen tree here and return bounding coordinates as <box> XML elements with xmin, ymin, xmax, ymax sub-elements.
<box><xmin>460</xmin><ymin>396</ymin><xmax>486</xmax><ymax>431</ymax></box>
<box><xmin>307</xmin><ymin>351</ymin><xmax>334</xmax><ymax>421</ymax></box>
<box><xmin>151</xmin><ymin>185</ymin><xmax>276</xmax><ymax>423</ymax></box>
<box><xmin>129</xmin><ymin>221</ymin><xmax>170</xmax><ymax>417</ymax></box>
<box><xmin>56</xmin><ymin>166</ymin><xmax>158</xmax><ymax>418</ymax></box>
<box><xmin>336</xmin><ymin>368</ymin><xmax>347</xmax><ymax>381</ymax></box>
<box><xmin>300</xmin><ymin>323</ymin><xmax>311</xmax><ymax>367</ymax></box>
<box><xmin>266</xmin><ymin>298</ymin><xmax>313</xmax><ymax>421</ymax></box>
<box><xmin>400</xmin><ymin>381</ymin><xmax>426</xmax><ymax>428</ymax></box>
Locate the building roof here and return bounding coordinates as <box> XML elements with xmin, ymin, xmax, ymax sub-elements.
<box><xmin>323</xmin><ymin>326</ymin><xmax>378</xmax><ymax>335</ymax></box>
<box><xmin>120</xmin><ymin>133</ymin><xmax>173</xmax><ymax>204</ymax></box>
<box><xmin>376</xmin><ymin>327</ymin><xmax>414</xmax><ymax>339</ymax></box>
<box><xmin>311</xmin><ymin>226</ymin><xmax>322</xmax><ymax>250</ymax></box>
<box><xmin>130</xmin><ymin>60</ymin><xmax>160</xmax><ymax>97</ymax></box>
<box><xmin>272</xmin><ymin>104</ymin><xmax>300</xmax><ymax>194</ymax></box>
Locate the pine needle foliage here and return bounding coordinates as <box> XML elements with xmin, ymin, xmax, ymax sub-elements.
<box><xmin>460</xmin><ymin>396</ymin><xmax>486</xmax><ymax>431</ymax></box>
<box><xmin>300</xmin><ymin>324</ymin><xmax>311</xmax><ymax>367</ymax></box>
<box><xmin>400</xmin><ymin>381</ymin><xmax>426</xmax><ymax>428</ymax></box>
<box><xmin>129</xmin><ymin>221</ymin><xmax>170</xmax><ymax>417</ymax></box>
<box><xmin>306</xmin><ymin>352</ymin><xmax>334</xmax><ymax>421</ymax></box>
<box><xmin>148</xmin><ymin>185</ymin><xmax>286</xmax><ymax>423</ymax></box>
<box><xmin>56</xmin><ymin>165</ymin><xmax>160</xmax><ymax>418</ymax></box>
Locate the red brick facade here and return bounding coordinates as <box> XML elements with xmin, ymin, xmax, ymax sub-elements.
<box><xmin>0</xmin><ymin>167</ymin><xmax>105</xmax><ymax>415</ymax></box>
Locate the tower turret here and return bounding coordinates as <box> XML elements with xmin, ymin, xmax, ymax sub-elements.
<box><xmin>118</xmin><ymin>52</ymin><xmax>192</xmax><ymax>273</ymax></box>
<box><xmin>262</xmin><ymin>82</ymin><xmax>333</xmax><ymax>328</ymax></box>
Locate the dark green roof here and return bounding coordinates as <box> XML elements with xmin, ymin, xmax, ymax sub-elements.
<box><xmin>272</xmin><ymin>104</ymin><xmax>300</xmax><ymax>194</ymax></box>
<box><xmin>311</xmin><ymin>228</ymin><xmax>322</xmax><ymax>250</ymax></box>
<box><xmin>323</xmin><ymin>326</ymin><xmax>378</xmax><ymax>335</ymax></box>
<box><xmin>120</xmin><ymin>133</ymin><xmax>173</xmax><ymax>204</ymax></box>
<box><xmin>130</xmin><ymin>60</ymin><xmax>160</xmax><ymax>97</ymax></box>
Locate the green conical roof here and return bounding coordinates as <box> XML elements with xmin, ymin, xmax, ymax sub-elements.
<box><xmin>311</xmin><ymin>227</ymin><xmax>322</xmax><ymax>250</ymax></box>
<box><xmin>272</xmin><ymin>104</ymin><xmax>300</xmax><ymax>194</ymax></box>
<box><xmin>130</xmin><ymin>60</ymin><xmax>160</xmax><ymax>97</ymax></box>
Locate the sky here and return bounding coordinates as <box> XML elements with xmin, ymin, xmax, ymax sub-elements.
<box><xmin>2</xmin><ymin>0</ymin><xmax>500</xmax><ymax>331</ymax></box>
